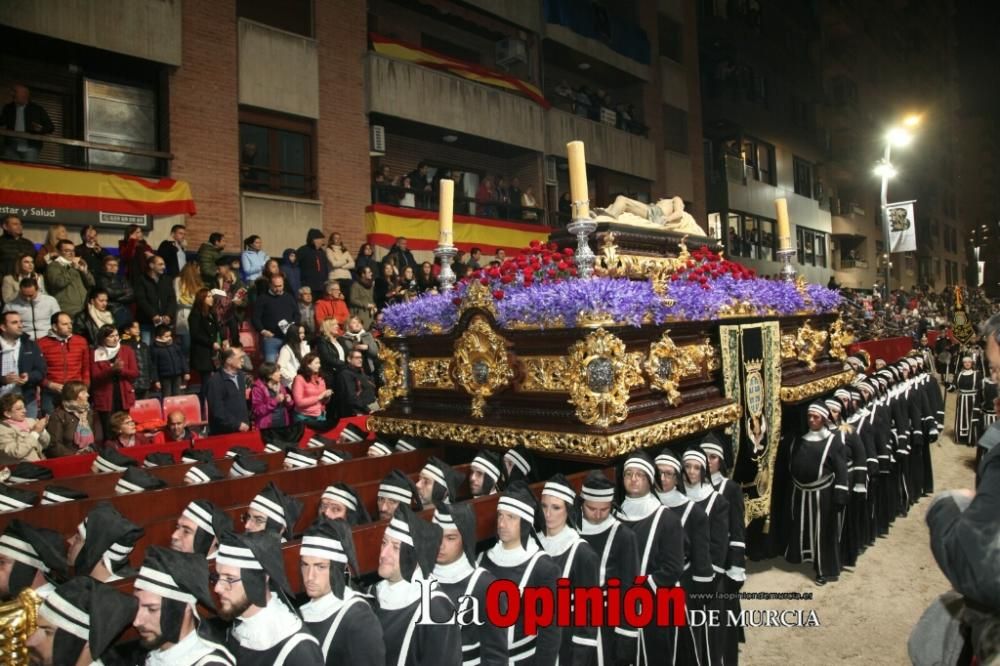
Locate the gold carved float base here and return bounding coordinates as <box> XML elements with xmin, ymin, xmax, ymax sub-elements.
<box><xmin>369</xmin><ymin>401</ymin><xmax>741</xmax><ymax>460</ymax></box>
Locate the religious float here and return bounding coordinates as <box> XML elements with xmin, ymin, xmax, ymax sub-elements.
<box><xmin>370</xmin><ymin>142</ymin><xmax>856</xmax><ymax>529</ymax></box>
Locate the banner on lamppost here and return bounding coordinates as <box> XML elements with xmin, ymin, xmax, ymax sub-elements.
<box><xmin>887</xmin><ymin>200</ymin><xmax>917</xmax><ymax>253</ymax></box>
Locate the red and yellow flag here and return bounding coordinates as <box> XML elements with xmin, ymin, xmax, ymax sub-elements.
<box><xmin>0</xmin><ymin>162</ymin><xmax>196</xmax><ymax>216</ymax></box>
<box><xmin>365</xmin><ymin>204</ymin><xmax>552</xmax><ymax>258</ymax></box>
<box><xmin>370</xmin><ymin>33</ymin><xmax>550</xmax><ymax>109</ymax></box>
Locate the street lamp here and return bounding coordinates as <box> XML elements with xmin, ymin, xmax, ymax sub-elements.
<box><xmin>877</xmin><ymin>115</ymin><xmax>921</xmax><ymax>299</ymax></box>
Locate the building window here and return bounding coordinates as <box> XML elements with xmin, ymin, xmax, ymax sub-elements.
<box><xmin>662</xmin><ymin>104</ymin><xmax>689</xmax><ymax>154</ymax></box>
<box><xmin>239</xmin><ymin>109</ymin><xmax>315</xmax><ymax>198</ymax></box>
<box><xmin>725</xmin><ymin>210</ymin><xmax>775</xmax><ymax>261</ymax></box>
<box><xmin>421</xmin><ymin>35</ymin><xmax>482</xmax><ymax>65</ymax></box>
<box><xmin>658</xmin><ymin>15</ymin><xmax>683</xmax><ymax>62</ymax></box>
<box><xmin>741</xmin><ymin>136</ymin><xmax>775</xmax><ymax>185</ymax></box>
<box><xmin>793</xmin><ymin>157</ymin><xmax>814</xmax><ymax>198</ymax></box>
<box><xmin>796</xmin><ymin>226</ymin><xmax>828</xmax><ymax>268</ymax></box>
<box><xmin>237</xmin><ymin>0</ymin><xmax>312</xmax><ymax>36</ymax></box>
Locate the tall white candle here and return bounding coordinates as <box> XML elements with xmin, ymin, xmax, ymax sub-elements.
<box><xmin>567</xmin><ymin>141</ymin><xmax>589</xmax><ymax>219</ymax></box>
<box><xmin>775</xmin><ymin>197</ymin><xmax>791</xmax><ymax>250</ymax></box>
<box><xmin>439</xmin><ymin>178</ymin><xmax>454</xmax><ymax>247</ymax></box>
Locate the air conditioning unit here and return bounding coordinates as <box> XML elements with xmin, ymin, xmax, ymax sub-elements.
<box><xmin>544</xmin><ymin>157</ymin><xmax>557</xmax><ymax>185</ymax></box>
<box><xmin>370</xmin><ymin>125</ymin><xmax>386</xmax><ymax>156</ymax></box>
<box><xmin>496</xmin><ymin>38</ymin><xmax>527</xmax><ymax>68</ymax></box>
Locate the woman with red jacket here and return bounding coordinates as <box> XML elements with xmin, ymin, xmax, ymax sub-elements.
<box><xmin>90</xmin><ymin>324</ymin><xmax>139</xmax><ymax>440</ymax></box>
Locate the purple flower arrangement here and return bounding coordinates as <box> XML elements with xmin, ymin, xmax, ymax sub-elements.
<box><xmin>381</xmin><ymin>243</ymin><xmax>842</xmax><ymax>336</ymax></box>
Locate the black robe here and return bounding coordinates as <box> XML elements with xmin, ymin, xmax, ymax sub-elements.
<box><xmin>301</xmin><ymin>591</ymin><xmax>385</xmax><ymax>665</ymax></box>
<box><xmin>479</xmin><ymin>543</ymin><xmax>563</xmax><ymax>666</ymax></box>
<box><xmin>833</xmin><ymin>423</ymin><xmax>868</xmax><ymax>568</ymax></box>
<box><xmin>226</xmin><ymin>597</ymin><xmax>325</xmax><ymax>666</ymax></box>
<box><xmin>956</xmin><ymin>369</ymin><xmax>982</xmax><ymax>446</ymax></box>
<box><xmin>785</xmin><ymin>429</ymin><xmax>849</xmax><ymax>580</ymax></box>
<box><xmin>540</xmin><ymin>531</ymin><xmax>600</xmax><ymax>666</ymax></box>
<box><xmin>435</xmin><ymin>564</ymin><xmax>510</xmax><ymax>666</ymax></box>
<box><xmin>370</xmin><ymin>579</ymin><xmax>463</xmax><ymax>666</ymax></box>
<box><xmin>618</xmin><ymin>497</ymin><xmax>685</xmax><ymax>666</ymax></box>
<box><xmin>711</xmin><ymin>472</ymin><xmax>747</xmax><ymax>665</ymax></box>
<box><xmin>579</xmin><ymin>517</ymin><xmax>640</xmax><ymax>666</ymax></box>
<box><xmin>688</xmin><ymin>485</ymin><xmax>730</xmax><ymax>666</ymax></box>
<box><xmin>662</xmin><ymin>492</ymin><xmax>714</xmax><ymax>666</ymax></box>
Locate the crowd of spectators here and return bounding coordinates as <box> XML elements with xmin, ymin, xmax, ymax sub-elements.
<box><xmin>0</xmin><ymin>215</ymin><xmax>475</xmax><ymax>463</ymax></box>
<box><xmin>550</xmin><ymin>80</ymin><xmax>648</xmax><ymax>136</ymax></box>
<box><xmin>372</xmin><ymin>162</ymin><xmax>542</xmax><ymax>222</ymax></box>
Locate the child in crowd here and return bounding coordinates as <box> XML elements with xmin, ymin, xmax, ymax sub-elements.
<box><xmin>121</xmin><ymin>321</ymin><xmax>153</xmax><ymax>400</ymax></box>
<box><xmin>149</xmin><ymin>324</ymin><xmax>190</xmax><ymax>398</ymax></box>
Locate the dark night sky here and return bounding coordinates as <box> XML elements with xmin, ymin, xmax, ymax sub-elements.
<box><xmin>956</xmin><ymin>0</ymin><xmax>1000</xmax><ymax>112</ymax></box>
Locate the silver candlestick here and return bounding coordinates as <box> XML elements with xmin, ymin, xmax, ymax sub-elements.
<box><xmin>777</xmin><ymin>247</ymin><xmax>797</xmax><ymax>282</ymax></box>
<box><xmin>566</xmin><ymin>201</ymin><xmax>596</xmax><ymax>278</ymax></box>
<box><xmin>434</xmin><ymin>245</ymin><xmax>458</xmax><ymax>292</ymax></box>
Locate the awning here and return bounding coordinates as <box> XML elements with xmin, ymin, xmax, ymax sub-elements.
<box><xmin>0</xmin><ymin>162</ymin><xmax>196</xmax><ymax>224</ymax></box>
<box><xmin>365</xmin><ymin>204</ymin><xmax>551</xmax><ymax>257</ymax></box>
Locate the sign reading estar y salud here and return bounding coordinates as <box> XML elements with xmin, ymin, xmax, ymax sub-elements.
<box><xmin>0</xmin><ymin>204</ymin><xmax>149</xmax><ymax>228</ymax></box>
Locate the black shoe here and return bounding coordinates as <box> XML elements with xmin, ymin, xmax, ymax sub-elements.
<box><xmin>815</xmin><ymin>576</ymin><xmax>827</xmax><ymax>586</ymax></box>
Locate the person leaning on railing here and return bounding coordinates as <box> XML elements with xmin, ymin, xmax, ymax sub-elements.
<box><xmin>1</xmin><ymin>83</ymin><xmax>54</xmax><ymax>163</ymax></box>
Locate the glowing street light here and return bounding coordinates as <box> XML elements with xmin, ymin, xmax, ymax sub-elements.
<box><xmin>876</xmin><ymin>112</ymin><xmax>922</xmax><ymax>298</ymax></box>
<box><xmin>886</xmin><ymin>127</ymin><xmax>913</xmax><ymax>147</ymax></box>
<box><xmin>873</xmin><ymin>161</ymin><xmax>897</xmax><ymax>179</ymax></box>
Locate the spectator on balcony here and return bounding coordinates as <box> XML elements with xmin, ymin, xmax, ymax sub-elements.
<box><xmin>326</xmin><ymin>232</ymin><xmax>355</xmax><ymax>292</ymax></box>
<box><xmin>277</xmin><ymin>324</ymin><xmax>309</xmax><ymax>388</ymax></box>
<box><xmin>298</xmin><ymin>228</ymin><xmax>330</xmax><ymax>295</ymax></box>
<box><xmin>467</xmin><ymin>248</ymin><xmax>483</xmax><ymax>271</ymax></box>
<box><xmin>37</xmin><ymin>312</ymin><xmax>89</xmax><ymax>413</ymax></box>
<box><xmin>336</xmin><ymin>348</ymin><xmax>378</xmax><ymax>417</ymax></box>
<box><xmin>0</xmin><ymin>393</ymin><xmax>49</xmax><ymax>464</ymax></box>
<box><xmin>121</xmin><ymin>320</ymin><xmax>152</xmax><ymax>400</ymax></box>
<box><xmin>2</xmin><ymin>253</ymin><xmax>45</xmax><ymax>304</ymax></box>
<box><xmin>293</xmin><ymin>352</ymin><xmax>333</xmax><ymax>426</ymax></box>
<box><xmin>375</xmin><ymin>262</ymin><xmax>401</xmax><ymax>310</ymax></box>
<box><xmin>240</xmin><ymin>142</ymin><xmax>263</xmax><ymax>191</ymax></box>
<box><xmin>476</xmin><ymin>175</ymin><xmax>497</xmax><ymax>218</ymax></box>
<box><xmin>573</xmin><ymin>86</ymin><xmax>592</xmax><ymax>118</ymax></box>
<box><xmin>252</xmin><ymin>273</ymin><xmax>300</xmax><ymax>364</ymax></box>
<box><xmin>95</xmin><ymin>255</ymin><xmax>134</xmax><ymax>329</ymax></box>
<box><xmin>350</xmin><ymin>265</ymin><xmax>377</xmax><ymax>329</ymax></box>
<box><xmin>558</xmin><ymin>191</ymin><xmax>572</xmax><ymax>222</ymax></box>
<box><xmin>298</xmin><ymin>286</ymin><xmax>315</xmax><ymax>339</ymax></box>
<box><xmin>509</xmin><ymin>177</ymin><xmax>523</xmax><ymax>220</ymax></box>
<box><xmin>3</xmin><ymin>278</ymin><xmax>59</xmax><ymax>341</ymax></box>
<box><xmin>0</xmin><ymin>215</ymin><xmax>36</xmax><ymax>279</ymax></box>
<box><xmin>90</xmin><ymin>324</ymin><xmax>139</xmax><ymax>440</ymax></box>
<box><xmin>355</xmin><ymin>242</ymin><xmax>378</xmax><ymax>280</ymax></box>
<box><xmin>396</xmin><ymin>175</ymin><xmax>416</xmax><ymax>208</ymax></box>
<box><xmin>522</xmin><ymin>185</ymin><xmax>539</xmax><ymax>221</ymax></box>
<box><xmin>1</xmin><ymin>84</ymin><xmax>54</xmax><ymax>163</ymax></box>
<box><xmin>251</xmin><ymin>258</ymin><xmax>282</xmax><ymax>301</ymax></box>
<box><xmin>0</xmin><ymin>311</ymin><xmax>45</xmax><ymax>418</ymax></box>
<box><xmin>385</xmin><ymin>237</ymin><xmax>418</xmax><ymax>275</ymax></box>
<box><xmin>72</xmin><ymin>288</ymin><xmax>114</xmax><ymax>346</ymax></box>
<box><xmin>134</xmin><ymin>254</ymin><xmax>176</xmax><ymax>345</ymax></box>
<box><xmin>417</xmin><ymin>261</ymin><xmax>436</xmax><ymax>293</ymax></box>
<box><xmin>316</xmin><ymin>318</ymin><xmax>348</xmax><ymax>384</ymax></box>
<box><xmin>408</xmin><ymin>161</ymin><xmax>434</xmax><ymax>206</ymax></box>
<box><xmin>279</xmin><ymin>248</ymin><xmax>301</xmax><ymax>295</ymax></box>
<box><xmin>197</xmin><ymin>232</ymin><xmax>226</xmax><ymax>284</ymax></box>
<box><xmin>149</xmin><ymin>324</ymin><xmax>188</xmax><ymax>399</ymax></box>
<box><xmin>46</xmin><ymin>240</ymin><xmax>94</xmax><ymax>318</ymax></box>
<box><xmin>495</xmin><ymin>248</ymin><xmax>507</xmax><ymax>263</ymax></box>
<box><xmin>241</xmin><ymin>235</ymin><xmax>269</xmax><ymax>283</ymax></box>
<box><xmin>315</xmin><ymin>280</ymin><xmax>350</xmax><ymax>329</ymax></box>
<box><xmin>119</xmin><ymin>224</ymin><xmax>154</xmax><ymax>283</ymax></box>
<box><xmin>156</xmin><ymin>224</ymin><xmax>188</xmax><ymax>277</ymax></box>
<box><xmin>205</xmin><ymin>346</ymin><xmax>250</xmax><ymax>435</ymax></box>
<box><xmin>75</xmin><ymin>226</ymin><xmax>107</xmax><ymax>276</ymax></box>
<box><xmin>35</xmin><ymin>225</ymin><xmax>67</xmax><ymax>274</ymax></box>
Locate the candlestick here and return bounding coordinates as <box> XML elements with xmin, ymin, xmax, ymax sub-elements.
<box><xmin>434</xmin><ymin>246</ymin><xmax>458</xmax><ymax>292</ymax></box>
<box><xmin>775</xmin><ymin>197</ymin><xmax>791</xmax><ymax>250</ymax></box>
<box><xmin>566</xmin><ymin>141</ymin><xmax>589</xmax><ymax>219</ymax></box>
<box><xmin>438</xmin><ymin>178</ymin><xmax>454</xmax><ymax>247</ymax></box>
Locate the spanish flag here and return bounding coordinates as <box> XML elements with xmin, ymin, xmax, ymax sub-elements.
<box><xmin>365</xmin><ymin>204</ymin><xmax>552</xmax><ymax>258</ymax></box>
<box><xmin>0</xmin><ymin>162</ymin><xmax>197</xmax><ymax>216</ymax></box>
<box><xmin>370</xmin><ymin>33</ymin><xmax>550</xmax><ymax>109</ymax></box>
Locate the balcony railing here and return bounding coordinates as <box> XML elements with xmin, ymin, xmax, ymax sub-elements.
<box><xmin>0</xmin><ymin>128</ymin><xmax>172</xmax><ymax>177</ymax></box>
<box><xmin>372</xmin><ymin>184</ymin><xmax>545</xmax><ymax>225</ymax></box>
<box><xmin>839</xmin><ymin>258</ymin><xmax>869</xmax><ymax>269</ymax></box>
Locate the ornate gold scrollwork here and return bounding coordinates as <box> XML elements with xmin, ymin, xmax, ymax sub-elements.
<box><xmin>0</xmin><ymin>587</ymin><xmax>40</xmax><ymax>665</ymax></box>
<box><xmin>520</xmin><ymin>356</ymin><xmax>573</xmax><ymax>392</ymax></box>
<box><xmin>452</xmin><ymin>317</ymin><xmax>513</xmax><ymax>417</ymax></box>
<box><xmin>458</xmin><ymin>280</ymin><xmax>498</xmax><ymax>320</ymax></box>
<box><xmin>644</xmin><ymin>331</ymin><xmax>685</xmax><ymax>406</ymax></box>
<box><xmin>596</xmin><ymin>232</ymin><xmax>692</xmax><ymax>281</ymax></box>
<box><xmin>784</xmin><ymin>320</ymin><xmax>829</xmax><ymax>372</ymax></box>
<box><xmin>408</xmin><ymin>358</ymin><xmax>454</xmax><ymax>389</ymax></box>
<box><xmin>566</xmin><ymin>328</ymin><xmax>644</xmax><ymax>427</ymax></box>
<box><xmin>779</xmin><ymin>370</ymin><xmax>854</xmax><ymax>403</ymax></box>
<box><xmin>828</xmin><ymin>316</ymin><xmax>855</xmax><ymax>362</ymax></box>
<box><xmin>377</xmin><ymin>346</ymin><xmax>406</xmax><ymax>408</ymax></box>
<box><xmin>369</xmin><ymin>401</ymin><xmax>741</xmax><ymax>458</ymax></box>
